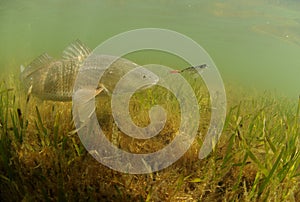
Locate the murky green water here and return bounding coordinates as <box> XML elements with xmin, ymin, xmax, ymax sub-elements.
<box><xmin>0</xmin><ymin>0</ymin><xmax>299</xmax><ymax>97</ymax></box>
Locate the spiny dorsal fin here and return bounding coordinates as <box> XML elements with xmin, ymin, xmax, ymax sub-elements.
<box><xmin>28</xmin><ymin>53</ymin><xmax>53</xmax><ymax>70</ymax></box>
<box><xmin>22</xmin><ymin>53</ymin><xmax>53</xmax><ymax>77</ymax></box>
<box><xmin>62</xmin><ymin>40</ymin><xmax>91</xmax><ymax>62</ymax></box>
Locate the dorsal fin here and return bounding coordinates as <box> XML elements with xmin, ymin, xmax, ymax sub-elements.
<box><xmin>28</xmin><ymin>53</ymin><xmax>52</xmax><ymax>69</ymax></box>
<box><xmin>22</xmin><ymin>53</ymin><xmax>53</xmax><ymax>78</ymax></box>
<box><xmin>62</xmin><ymin>40</ymin><xmax>91</xmax><ymax>62</ymax></box>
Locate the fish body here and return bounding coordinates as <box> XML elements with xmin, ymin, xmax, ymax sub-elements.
<box><xmin>20</xmin><ymin>40</ymin><xmax>159</xmax><ymax>101</ymax></box>
<box><xmin>78</xmin><ymin>54</ymin><xmax>159</xmax><ymax>95</ymax></box>
<box><xmin>20</xmin><ymin>40</ymin><xmax>90</xmax><ymax>101</ymax></box>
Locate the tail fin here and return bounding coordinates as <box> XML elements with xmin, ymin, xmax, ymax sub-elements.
<box><xmin>20</xmin><ymin>65</ymin><xmax>25</xmax><ymax>72</ymax></box>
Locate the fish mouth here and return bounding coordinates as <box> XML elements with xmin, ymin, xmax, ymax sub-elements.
<box><xmin>140</xmin><ymin>82</ymin><xmax>157</xmax><ymax>90</ymax></box>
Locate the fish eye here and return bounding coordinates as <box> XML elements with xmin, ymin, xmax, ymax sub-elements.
<box><xmin>143</xmin><ymin>75</ymin><xmax>146</xmax><ymax>79</ymax></box>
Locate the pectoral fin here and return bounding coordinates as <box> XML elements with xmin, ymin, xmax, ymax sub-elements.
<box><xmin>73</xmin><ymin>86</ymin><xmax>106</xmax><ymax>123</ymax></box>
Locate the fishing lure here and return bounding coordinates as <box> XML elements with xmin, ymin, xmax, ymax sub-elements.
<box><xmin>170</xmin><ymin>64</ymin><xmax>208</xmax><ymax>74</ymax></box>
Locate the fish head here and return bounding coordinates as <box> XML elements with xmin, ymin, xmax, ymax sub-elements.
<box><xmin>132</xmin><ymin>66</ymin><xmax>159</xmax><ymax>90</ymax></box>
<box><xmin>93</xmin><ymin>55</ymin><xmax>160</xmax><ymax>95</ymax></box>
<box><xmin>112</xmin><ymin>66</ymin><xmax>159</xmax><ymax>95</ymax></box>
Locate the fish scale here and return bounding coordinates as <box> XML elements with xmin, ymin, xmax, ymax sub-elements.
<box><xmin>20</xmin><ymin>40</ymin><xmax>90</xmax><ymax>101</ymax></box>
<box><xmin>20</xmin><ymin>40</ymin><xmax>160</xmax><ymax>102</ymax></box>
<box><xmin>40</xmin><ymin>59</ymin><xmax>80</xmax><ymax>101</ymax></box>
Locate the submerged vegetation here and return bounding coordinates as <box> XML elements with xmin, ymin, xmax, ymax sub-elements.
<box><xmin>0</xmin><ymin>74</ymin><xmax>299</xmax><ymax>201</ymax></box>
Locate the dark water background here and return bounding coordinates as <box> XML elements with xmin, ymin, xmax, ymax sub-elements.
<box><xmin>0</xmin><ymin>0</ymin><xmax>299</xmax><ymax>97</ymax></box>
